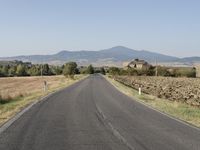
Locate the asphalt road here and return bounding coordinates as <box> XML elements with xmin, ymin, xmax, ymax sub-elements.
<box><xmin>0</xmin><ymin>74</ymin><xmax>200</xmax><ymax>150</ymax></box>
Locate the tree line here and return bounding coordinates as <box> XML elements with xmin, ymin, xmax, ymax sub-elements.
<box><xmin>0</xmin><ymin>61</ymin><xmax>106</xmax><ymax>78</ymax></box>
<box><xmin>62</xmin><ymin>62</ymin><xmax>105</xmax><ymax>78</ymax></box>
<box><xmin>108</xmin><ymin>66</ymin><xmax>196</xmax><ymax>78</ymax></box>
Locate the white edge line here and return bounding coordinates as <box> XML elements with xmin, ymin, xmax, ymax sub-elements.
<box><xmin>104</xmin><ymin>76</ymin><xmax>200</xmax><ymax>132</ymax></box>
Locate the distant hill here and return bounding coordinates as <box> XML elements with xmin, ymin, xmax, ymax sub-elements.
<box><xmin>178</xmin><ymin>57</ymin><xmax>200</xmax><ymax>64</ymax></box>
<box><xmin>0</xmin><ymin>60</ymin><xmax>31</xmax><ymax>66</ymax></box>
<box><xmin>0</xmin><ymin>46</ymin><xmax>199</xmax><ymax>66</ymax></box>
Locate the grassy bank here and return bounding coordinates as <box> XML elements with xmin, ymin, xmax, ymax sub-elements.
<box><xmin>106</xmin><ymin>76</ymin><xmax>200</xmax><ymax>128</ymax></box>
<box><xmin>0</xmin><ymin>75</ymin><xmax>86</xmax><ymax>125</ymax></box>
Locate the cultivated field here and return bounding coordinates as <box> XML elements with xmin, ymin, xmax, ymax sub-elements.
<box><xmin>114</xmin><ymin>76</ymin><xmax>200</xmax><ymax>106</ymax></box>
<box><xmin>0</xmin><ymin>75</ymin><xmax>85</xmax><ymax>125</ymax></box>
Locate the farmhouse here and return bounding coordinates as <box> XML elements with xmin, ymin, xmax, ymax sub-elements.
<box><xmin>124</xmin><ymin>59</ymin><xmax>151</xmax><ymax>70</ymax></box>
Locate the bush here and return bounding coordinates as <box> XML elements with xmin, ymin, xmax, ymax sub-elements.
<box><xmin>0</xmin><ymin>94</ymin><xmax>12</xmax><ymax>104</ymax></box>
<box><xmin>109</xmin><ymin>67</ymin><xmax>120</xmax><ymax>76</ymax></box>
<box><xmin>173</xmin><ymin>67</ymin><xmax>196</xmax><ymax>78</ymax></box>
<box><xmin>28</xmin><ymin>66</ymin><xmax>41</xmax><ymax>76</ymax></box>
<box><xmin>42</xmin><ymin>64</ymin><xmax>53</xmax><ymax>75</ymax></box>
<box><xmin>16</xmin><ymin>64</ymin><xmax>27</xmax><ymax>76</ymax></box>
<box><xmin>63</xmin><ymin>62</ymin><xmax>78</xmax><ymax>78</ymax></box>
<box><xmin>2</xmin><ymin>65</ymin><xmax>9</xmax><ymax>77</ymax></box>
<box><xmin>126</xmin><ymin>68</ymin><xmax>138</xmax><ymax>76</ymax></box>
<box><xmin>87</xmin><ymin>65</ymin><xmax>94</xmax><ymax>74</ymax></box>
<box><xmin>157</xmin><ymin>66</ymin><xmax>171</xmax><ymax>76</ymax></box>
<box><xmin>100</xmin><ymin>67</ymin><xmax>106</xmax><ymax>75</ymax></box>
<box><xmin>119</xmin><ymin>69</ymin><xmax>128</xmax><ymax>76</ymax></box>
<box><xmin>0</xmin><ymin>68</ymin><xmax>4</xmax><ymax>77</ymax></box>
<box><xmin>8</xmin><ymin>66</ymin><xmax>17</xmax><ymax>77</ymax></box>
<box><xmin>79</xmin><ymin>67</ymin><xmax>88</xmax><ymax>74</ymax></box>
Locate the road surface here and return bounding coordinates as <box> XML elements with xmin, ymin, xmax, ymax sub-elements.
<box><xmin>0</xmin><ymin>74</ymin><xmax>200</xmax><ymax>150</ymax></box>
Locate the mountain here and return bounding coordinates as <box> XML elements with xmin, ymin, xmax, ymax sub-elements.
<box><xmin>178</xmin><ymin>57</ymin><xmax>200</xmax><ymax>64</ymax></box>
<box><xmin>0</xmin><ymin>46</ymin><xmax>198</xmax><ymax>66</ymax></box>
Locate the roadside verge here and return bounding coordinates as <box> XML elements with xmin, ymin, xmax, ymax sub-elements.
<box><xmin>105</xmin><ymin>76</ymin><xmax>200</xmax><ymax>129</ymax></box>
<box><xmin>0</xmin><ymin>75</ymin><xmax>87</xmax><ymax>133</ymax></box>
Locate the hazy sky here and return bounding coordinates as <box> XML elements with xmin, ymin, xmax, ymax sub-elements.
<box><xmin>0</xmin><ymin>0</ymin><xmax>200</xmax><ymax>57</ymax></box>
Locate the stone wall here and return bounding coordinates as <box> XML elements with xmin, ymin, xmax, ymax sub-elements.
<box><xmin>114</xmin><ymin>76</ymin><xmax>200</xmax><ymax>106</ymax></box>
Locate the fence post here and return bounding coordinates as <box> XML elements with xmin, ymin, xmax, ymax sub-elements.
<box><xmin>139</xmin><ymin>86</ymin><xmax>142</xmax><ymax>95</ymax></box>
<box><xmin>44</xmin><ymin>80</ymin><xmax>48</xmax><ymax>92</ymax></box>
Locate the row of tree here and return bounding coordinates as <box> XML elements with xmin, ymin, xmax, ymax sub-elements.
<box><xmin>108</xmin><ymin>66</ymin><xmax>196</xmax><ymax>78</ymax></box>
<box><xmin>62</xmin><ymin>62</ymin><xmax>106</xmax><ymax>78</ymax></box>
<box><xmin>0</xmin><ymin>64</ymin><xmax>58</xmax><ymax>77</ymax></box>
<box><xmin>0</xmin><ymin>61</ymin><xmax>106</xmax><ymax>78</ymax></box>
<box><xmin>0</xmin><ymin>60</ymin><xmax>195</xmax><ymax>78</ymax></box>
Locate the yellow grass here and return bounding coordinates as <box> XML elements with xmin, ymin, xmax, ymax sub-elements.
<box><xmin>0</xmin><ymin>75</ymin><xmax>86</xmax><ymax>125</ymax></box>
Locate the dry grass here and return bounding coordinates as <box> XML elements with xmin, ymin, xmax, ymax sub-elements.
<box><xmin>0</xmin><ymin>75</ymin><xmax>86</xmax><ymax>125</ymax></box>
<box><xmin>106</xmin><ymin>76</ymin><xmax>200</xmax><ymax>128</ymax></box>
<box><xmin>0</xmin><ymin>76</ymin><xmax>71</xmax><ymax>99</ymax></box>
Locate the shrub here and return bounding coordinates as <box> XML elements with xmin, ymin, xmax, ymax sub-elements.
<box><xmin>173</xmin><ymin>67</ymin><xmax>196</xmax><ymax>78</ymax></box>
<box><xmin>157</xmin><ymin>66</ymin><xmax>171</xmax><ymax>76</ymax></box>
<box><xmin>0</xmin><ymin>95</ymin><xmax>12</xmax><ymax>104</ymax></box>
<box><xmin>63</xmin><ymin>62</ymin><xmax>78</xmax><ymax>78</ymax></box>
<box><xmin>126</xmin><ymin>68</ymin><xmax>138</xmax><ymax>76</ymax></box>
<box><xmin>16</xmin><ymin>64</ymin><xmax>27</xmax><ymax>76</ymax></box>
<box><xmin>100</xmin><ymin>67</ymin><xmax>106</xmax><ymax>75</ymax></box>
<box><xmin>109</xmin><ymin>67</ymin><xmax>120</xmax><ymax>76</ymax></box>
<box><xmin>79</xmin><ymin>67</ymin><xmax>88</xmax><ymax>74</ymax></box>
<box><xmin>87</xmin><ymin>65</ymin><xmax>94</xmax><ymax>74</ymax></box>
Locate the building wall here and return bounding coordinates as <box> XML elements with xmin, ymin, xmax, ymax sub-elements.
<box><xmin>136</xmin><ymin>64</ymin><xmax>143</xmax><ymax>69</ymax></box>
<box><xmin>142</xmin><ymin>64</ymin><xmax>151</xmax><ymax>70</ymax></box>
<box><xmin>129</xmin><ymin>64</ymin><xmax>136</xmax><ymax>68</ymax></box>
<box><xmin>196</xmin><ymin>65</ymin><xmax>200</xmax><ymax>78</ymax></box>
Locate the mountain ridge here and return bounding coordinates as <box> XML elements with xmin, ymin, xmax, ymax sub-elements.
<box><xmin>0</xmin><ymin>46</ymin><xmax>199</xmax><ymax>66</ymax></box>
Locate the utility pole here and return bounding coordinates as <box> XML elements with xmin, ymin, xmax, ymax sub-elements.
<box><xmin>41</xmin><ymin>64</ymin><xmax>43</xmax><ymax>77</ymax></box>
<box><xmin>56</xmin><ymin>65</ymin><xmax>58</xmax><ymax>76</ymax></box>
<box><xmin>41</xmin><ymin>63</ymin><xmax>47</xmax><ymax>92</ymax></box>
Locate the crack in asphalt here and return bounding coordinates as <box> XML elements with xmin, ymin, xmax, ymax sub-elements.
<box><xmin>95</xmin><ymin>103</ymin><xmax>135</xmax><ymax>150</ymax></box>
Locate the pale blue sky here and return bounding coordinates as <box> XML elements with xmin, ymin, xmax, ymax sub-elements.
<box><xmin>0</xmin><ymin>0</ymin><xmax>200</xmax><ymax>57</ymax></box>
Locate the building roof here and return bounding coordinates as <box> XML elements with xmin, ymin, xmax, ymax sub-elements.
<box><xmin>128</xmin><ymin>59</ymin><xmax>148</xmax><ymax>66</ymax></box>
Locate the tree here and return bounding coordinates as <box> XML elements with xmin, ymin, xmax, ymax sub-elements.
<box><xmin>16</xmin><ymin>64</ymin><xmax>27</xmax><ymax>76</ymax></box>
<box><xmin>173</xmin><ymin>67</ymin><xmax>196</xmax><ymax>78</ymax></box>
<box><xmin>100</xmin><ymin>67</ymin><xmax>106</xmax><ymax>75</ymax></box>
<box><xmin>8</xmin><ymin>66</ymin><xmax>17</xmax><ymax>77</ymax></box>
<box><xmin>63</xmin><ymin>62</ymin><xmax>78</xmax><ymax>78</ymax></box>
<box><xmin>79</xmin><ymin>66</ymin><xmax>88</xmax><ymax>74</ymax></box>
<box><xmin>51</xmin><ymin>66</ymin><xmax>63</xmax><ymax>75</ymax></box>
<box><xmin>0</xmin><ymin>67</ymin><xmax>4</xmax><ymax>77</ymax></box>
<box><xmin>28</xmin><ymin>65</ymin><xmax>41</xmax><ymax>76</ymax></box>
<box><xmin>2</xmin><ymin>65</ymin><xmax>9</xmax><ymax>76</ymax></box>
<box><xmin>109</xmin><ymin>67</ymin><xmax>120</xmax><ymax>76</ymax></box>
<box><xmin>87</xmin><ymin>65</ymin><xmax>94</xmax><ymax>74</ymax></box>
<box><xmin>126</xmin><ymin>68</ymin><xmax>138</xmax><ymax>76</ymax></box>
<box><xmin>42</xmin><ymin>64</ymin><xmax>52</xmax><ymax>75</ymax></box>
<box><xmin>157</xmin><ymin>66</ymin><xmax>171</xmax><ymax>77</ymax></box>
